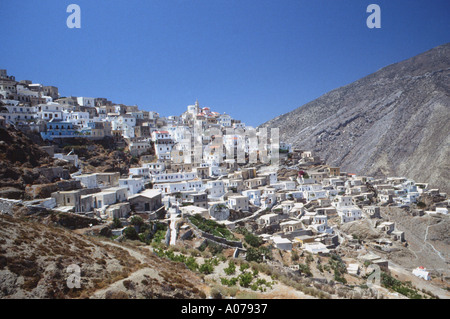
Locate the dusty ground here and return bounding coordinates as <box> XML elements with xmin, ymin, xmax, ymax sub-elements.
<box><xmin>0</xmin><ymin>213</ymin><xmax>207</xmax><ymax>299</ymax></box>
<box><xmin>381</xmin><ymin>207</ymin><xmax>449</xmax><ymax>278</ymax></box>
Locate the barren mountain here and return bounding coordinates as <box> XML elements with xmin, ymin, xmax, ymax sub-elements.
<box><xmin>260</xmin><ymin>43</ymin><xmax>450</xmax><ymax>192</ymax></box>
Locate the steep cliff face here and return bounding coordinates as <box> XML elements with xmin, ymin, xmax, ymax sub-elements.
<box><xmin>260</xmin><ymin>43</ymin><xmax>450</xmax><ymax>192</ymax></box>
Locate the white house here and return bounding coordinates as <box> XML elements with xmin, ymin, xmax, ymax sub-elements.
<box><xmin>280</xmin><ymin>220</ymin><xmax>303</xmax><ymax>233</ymax></box>
<box><xmin>152</xmin><ymin>171</ymin><xmax>197</xmax><ymax>184</ymax></box>
<box><xmin>205</xmin><ymin>180</ymin><xmax>225</xmax><ymax>199</ymax></box>
<box><xmin>119</xmin><ymin>177</ymin><xmax>144</xmax><ymax>196</ymax></box>
<box><xmin>311</xmin><ymin>215</ymin><xmax>330</xmax><ymax>233</ymax></box>
<box><xmin>258</xmin><ymin>213</ymin><xmax>279</xmax><ymax>226</ymax></box>
<box><xmin>143</xmin><ymin>162</ymin><xmax>165</xmax><ymax>174</ymax></box>
<box><xmin>155</xmin><ymin>141</ymin><xmax>174</xmax><ymax>161</ymax></box>
<box><xmin>261</xmin><ymin>187</ymin><xmax>277</xmax><ymax>209</ymax></box>
<box><xmin>2</xmin><ymin>105</ymin><xmax>37</xmax><ymax>124</ymax></box>
<box><xmin>242</xmin><ymin>189</ymin><xmax>262</xmax><ymax>206</ymax></box>
<box><xmin>285</xmin><ymin>191</ymin><xmax>304</xmax><ymax>201</ymax></box>
<box><xmin>260</xmin><ymin>172</ymin><xmax>277</xmax><ymax>185</ymax></box>
<box><xmin>73</xmin><ymin>174</ymin><xmax>98</xmax><ymax>189</ymax></box>
<box><xmin>77</xmin><ymin>97</ymin><xmax>95</xmax><ymax>107</ymax></box>
<box><xmin>303</xmin><ymin>242</ymin><xmax>330</xmax><ymax>254</ymax></box>
<box><xmin>118</xmin><ymin>115</ymin><xmax>136</xmax><ymax>127</ymax></box>
<box><xmin>332</xmin><ymin>195</ymin><xmax>353</xmax><ymax>208</ymax></box>
<box><xmin>279</xmin><ymin>142</ymin><xmax>292</xmax><ymax>153</ymax></box>
<box><xmin>218</xmin><ymin>113</ymin><xmax>232</xmax><ymax>127</ymax></box>
<box><xmin>435</xmin><ymin>207</ymin><xmax>448</xmax><ymax>215</ymax></box>
<box><xmin>36</xmin><ymin>102</ymin><xmax>63</xmax><ymax>121</ymax></box>
<box><xmin>92</xmin><ymin>187</ymin><xmax>128</xmax><ymax>209</ymax></box>
<box><xmin>227</xmin><ymin>195</ymin><xmax>249</xmax><ymax>212</ymax></box>
<box><xmin>272</xmin><ymin>236</ymin><xmax>292</xmax><ymax>251</ymax></box>
<box><xmin>67</xmin><ymin>111</ymin><xmax>90</xmax><ymax>128</ymax></box>
<box><xmin>271</xmin><ymin>181</ymin><xmax>296</xmax><ymax>191</ymax></box>
<box><xmin>337</xmin><ymin>206</ymin><xmax>363</xmax><ymax>223</ymax></box>
<box><xmin>154</xmin><ymin>180</ymin><xmax>203</xmax><ymax>194</ymax></box>
<box><xmin>412</xmin><ymin>267</ymin><xmax>431</xmax><ymax>280</ymax></box>
<box><xmin>129</xmin><ymin>167</ymin><xmax>150</xmax><ymax>178</ymax></box>
<box><xmin>304</xmin><ymin>189</ymin><xmax>328</xmax><ymax>202</ymax></box>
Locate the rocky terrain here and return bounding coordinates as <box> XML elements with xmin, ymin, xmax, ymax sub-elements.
<box><xmin>54</xmin><ymin>136</ymin><xmax>136</xmax><ymax>176</ymax></box>
<box><xmin>0</xmin><ymin>126</ymin><xmax>77</xmax><ymax>199</ymax></box>
<box><xmin>380</xmin><ymin>207</ymin><xmax>449</xmax><ymax>278</ymax></box>
<box><xmin>0</xmin><ymin>127</ymin><xmax>139</xmax><ymax>200</ymax></box>
<box><xmin>0</xmin><ymin>212</ymin><xmax>207</xmax><ymax>299</ymax></box>
<box><xmin>260</xmin><ymin>43</ymin><xmax>450</xmax><ymax>193</ymax></box>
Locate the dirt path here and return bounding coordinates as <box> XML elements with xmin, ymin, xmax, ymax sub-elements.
<box><xmin>424</xmin><ymin>223</ymin><xmax>446</xmax><ymax>262</ymax></box>
<box><xmin>169</xmin><ymin>214</ymin><xmax>181</xmax><ymax>246</ymax></box>
<box><xmin>101</xmin><ymin>241</ymin><xmax>150</xmax><ymax>263</ymax></box>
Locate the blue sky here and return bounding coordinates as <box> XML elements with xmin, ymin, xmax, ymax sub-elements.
<box><xmin>1</xmin><ymin>0</ymin><xmax>449</xmax><ymax>126</ymax></box>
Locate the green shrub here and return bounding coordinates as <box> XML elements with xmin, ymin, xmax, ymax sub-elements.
<box><xmin>240</xmin><ymin>263</ymin><xmax>250</xmax><ymax>272</ymax></box>
<box><xmin>245</xmin><ymin>247</ymin><xmax>264</xmax><ymax>263</ymax></box>
<box><xmin>238</xmin><ymin>272</ymin><xmax>253</xmax><ymax>288</ymax></box>
<box><xmin>130</xmin><ymin>216</ymin><xmax>144</xmax><ymax>227</ymax></box>
<box><xmin>189</xmin><ymin>214</ymin><xmax>236</xmax><ymax>240</ymax></box>
<box><xmin>112</xmin><ymin>218</ymin><xmax>122</xmax><ymax>229</ymax></box>
<box><xmin>199</xmin><ymin>260</ymin><xmax>215</xmax><ymax>275</ymax></box>
<box><xmin>185</xmin><ymin>256</ymin><xmax>199</xmax><ymax>272</ymax></box>
<box><xmin>152</xmin><ymin>229</ymin><xmax>167</xmax><ymax>244</ymax></box>
<box><xmin>123</xmin><ymin>226</ymin><xmax>139</xmax><ymax>240</ymax></box>
<box><xmin>224</xmin><ymin>260</ymin><xmax>236</xmax><ymax>276</ymax></box>
<box><xmin>291</xmin><ymin>250</ymin><xmax>299</xmax><ymax>262</ymax></box>
<box><xmin>298</xmin><ymin>263</ymin><xmax>312</xmax><ymax>277</ymax></box>
<box><xmin>220</xmin><ymin>277</ymin><xmax>238</xmax><ymax>286</ymax></box>
<box><xmin>381</xmin><ymin>272</ymin><xmax>422</xmax><ymax>299</ymax></box>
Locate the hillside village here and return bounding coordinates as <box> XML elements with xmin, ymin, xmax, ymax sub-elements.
<box><xmin>0</xmin><ymin>68</ymin><xmax>449</xmax><ymax>299</ymax></box>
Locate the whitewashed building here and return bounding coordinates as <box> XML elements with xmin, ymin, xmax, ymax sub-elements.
<box><xmin>119</xmin><ymin>177</ymin><xmax>145</xmax><ymax>196</ymax></box>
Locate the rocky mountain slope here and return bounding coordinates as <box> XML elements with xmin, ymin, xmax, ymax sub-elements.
<box><xmin>0</xmin><ymin>126</ymin><xmax>77</xmax><ymax>199</ymax></box>
<box><xmin>0</xmin><ymin>127</ymin><xmax>139</xmax><ymax>200</ymax></box>
<box><xmin>0</xmin><ymin>213</ymin><xmax>206</xmax><ymax>299</ymax></box>
<box><xmin>260</xmin><ymin>43</ymin><xmax>450</xmax><ymax>192</ymax></box>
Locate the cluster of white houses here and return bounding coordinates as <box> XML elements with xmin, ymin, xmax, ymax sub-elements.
<box><xmin>41</xmin><ymin>141</ymin><xmax>448</xmax><ymax>256</ymax></box>
<box><xmin>3</xmin><ymin>68</ymin><xmax>448</xmax><ymax>259</ymax></box>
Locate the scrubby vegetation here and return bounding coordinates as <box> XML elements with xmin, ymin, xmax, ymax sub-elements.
<box><xmin>220</xmin><ymin>260</ymin><xmax>275</xmax><ymax>292</ymax></box>
<box><xmin>329</xmin><ymin>253</ymin><xmax>347</xmax><ymax>284</ymax></box>
<box><xmin>189</xmin><ymin>214</ymin><xmax>236</xmax><ymax>240</ymax></box>
<box><xmin>236</xmin><ymin>227</ymin><xmax>263</xmax><ymax>247</ymax></box>
<box><xmin>380</xmin><ymin>272</ymin><xmax>423</xmax><ymax>299</ymax></box>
